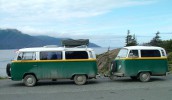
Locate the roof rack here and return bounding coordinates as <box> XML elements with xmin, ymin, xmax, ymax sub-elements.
<box><xmin>61</xmin><ymin>39</ymin><xmax>89</xmax><ymax>48</ymax></box>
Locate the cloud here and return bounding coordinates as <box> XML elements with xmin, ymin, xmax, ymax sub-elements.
<box><xmin>0</xmin><ymin>0</ymin><xmax>157</xmax><ymax>47</ymax></box>
<box><xmin>1</xmin><ymin>0</ymin><xmax>155</xmax><ymax>21</ymax></box>
<box><xmin>0</xmin><ymin>0</ymin><xmax>156</xmax><ymax>32</ymax></box>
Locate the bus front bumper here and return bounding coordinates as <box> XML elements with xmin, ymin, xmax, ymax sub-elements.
<box><xmin>112</xmin><ymin>72</ymin><xmax>124</xmax><ymax>77</ymax></box>
<box><xmin>166</xmin><ymin>72</ymin><xmax>171</xmax><ymax>76</ymax></box>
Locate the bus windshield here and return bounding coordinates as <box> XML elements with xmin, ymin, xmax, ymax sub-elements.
<box><xmin>116</xmin><ymin>48</ymin><xmax>128</xmax><ymax>58</ymax></box>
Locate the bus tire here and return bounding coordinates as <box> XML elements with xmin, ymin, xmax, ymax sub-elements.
<box><xmin>23</xmin><ymin>75</ymin><xmax>37</xmax><ymax>87</ymax></box>
<box><xmin>74</xmin><ymin>75</ymin><xmax>87</xmax><ymax>85</ymax></box>
<box><xmin>139</xmin><ymin>72</ymin><xmax>151</xmax><ymax>82</ymax></box>
<box><xmin>6</xmin><ymin>63</ymin><xmax>11</xmax><ymax>77</ymax></box>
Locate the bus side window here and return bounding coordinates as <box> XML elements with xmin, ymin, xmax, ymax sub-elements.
<box><xmin>50</xmin><ymin>52</ymin><xmax>62</xmax><ymax>60</ymax></box>
<box><xmin>56</xmin><ymin>52</ymin><xmax>62</xmax><ymax>59</ymax></box>
<box><xmin>40</xmin><ymin>51</ymin><xmax>62</xmax><ymax>60</ymax></box>
<box><xmin>129</xmin><ymin>50</ymin><xmax>139</xmax><ymax>58</ymax></box>
<box><xmin>141</xmin><ymin>50</ymin><xmax>160</xmax><ymax>57</ymax></box>
<box><xmin>40</xmin><ymin>52</ymin><xmax>48</xmax><ymax>60</ymax></box>
<box><xmin>65</xmin><ymin>51</ymin><xmax>88</xmax><ymax>59</ymax></box>
<box><xmin>22</xmin><ymin>52</ymin><xmax>36</xmax><ymax>60</ymax></box>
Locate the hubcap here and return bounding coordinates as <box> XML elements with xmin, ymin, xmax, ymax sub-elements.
<box><xmin>27</xmin><ymin>77</ymin><xmax>33</xmax><ymax>84</ymax></box>
<box><xmin>142</xmin><ymin>74</ymin><xmax>148</xmax><ymax>80</ymax></box>
<box><xmin>77</xmin><ymin>76</ymin><xmax>83</xmax><ymax>82</ymax></box>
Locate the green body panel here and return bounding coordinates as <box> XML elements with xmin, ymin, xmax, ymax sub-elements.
<box><xmin>11</xmin><ymin>60</ymin><xmax>97</xmax><ymax>81</ymax></box>
<box><xmin>112</xmin><ymin>59</ymin><xmax>168</xmax><ymax>77</ymax></box>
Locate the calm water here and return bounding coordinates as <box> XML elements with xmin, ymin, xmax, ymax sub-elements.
<box><xmin>0</xmin><ymin>47</ymin><xmax>117</xmax><ymax>76</ymax></box>
<box><xmin>0</xmin><ymin>50</ymin><xmax>16</xmax><ymax>76</ymax></box>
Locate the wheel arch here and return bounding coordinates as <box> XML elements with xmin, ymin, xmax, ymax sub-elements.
<box><xmin>137</xmin><ymin>70</ymin><xmax>152</xmax><ymax>76</ymax></box>
<box><xmin>23</xmin><ymin>73</ymin><xmax>38</xmax><ymax>80</ymax></box>
<box><xmin>71</xmin><ymin>74</ymin><xmax>88</xmax><ymax>80</ymax></box>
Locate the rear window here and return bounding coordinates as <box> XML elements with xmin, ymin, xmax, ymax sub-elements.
<box><xmin>40</xmin><ymin>51</ymin><xmax>62</xmax><ymax>60</ymax></box>
<box><xmin>65</xmin><ymin>51</ymin><xmax>88</xmax><ymax>59</ymax></box>
<box><xmin>141</xmin><ymin>50</ymin><xmax>161</xmax><ymax>57</ymax></box>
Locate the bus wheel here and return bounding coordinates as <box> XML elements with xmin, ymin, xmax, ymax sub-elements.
<box><xmin>6</xmin><ymin>63</ymin><xmax>11</xmax><ymax>77</ymax></box>
<box><xmin>23</xmin><ymin>75</ymin><xmax>37</xmax><ymax>87</ymax></box>
<box><xmin>139</xmin><ymin>72</ymin><xmax>151</xmax><ymax>82</ymax></box>
<box><xmin>74</xmin><ymin>75</ymin><xmax>87</xmax><ymax>85</ymax></box>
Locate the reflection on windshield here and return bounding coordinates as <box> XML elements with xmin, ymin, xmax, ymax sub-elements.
<box><xmin>116</xmin><ymin>49</ymin><xmax>128</xmax><ymax>58</ymax></box>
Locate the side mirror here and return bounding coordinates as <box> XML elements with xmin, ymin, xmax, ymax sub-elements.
<box><xmin>17</xmin><ymin>56</ymin><xmax>22</xmax><ymax>60</ymax></box>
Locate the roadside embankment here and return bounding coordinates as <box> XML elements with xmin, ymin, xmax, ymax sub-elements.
<box><xmin>96</xmin><ymin>49</ymin><xmax>120</xmax><ymax>74</ymax></box>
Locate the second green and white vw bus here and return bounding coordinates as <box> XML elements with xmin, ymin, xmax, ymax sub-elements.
<box><xmin>6</xmin><ymin>45</ymin><xmax>97</xmax><ymax>86</ymax></box>
<box><xmin>109</xmin><ymin>46</ymin><xmax>168</xmax><ymax>82</ymax></box>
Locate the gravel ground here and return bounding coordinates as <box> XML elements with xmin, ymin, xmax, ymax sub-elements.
<box><xmin>0</xmin><ymin>75</ymin><xmax>172</xmax><ymax>100</ymax></box>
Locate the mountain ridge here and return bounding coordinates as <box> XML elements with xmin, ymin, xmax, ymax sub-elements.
<box><xmin>0</xmin><ymin>29</ymin><xmax>100</xmax><ymax>49</ymax></box>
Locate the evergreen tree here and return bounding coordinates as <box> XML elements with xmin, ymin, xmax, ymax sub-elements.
<box><xmin>125</xmin><ymin>30</ymin><xmax>138</xmax><ymax>46</ymax></box>
<box><xmin>126</xmin><ymin>30</ymin><xmax>131</xmax><ymax>45</ymax></box>
<box><xmin>161</xmin><ymin>39</ymin><xmax>172</xmax><ymax>53</ymax></box>
<box><xmin>149</xmin><ymin>31</ymin><xmax>162</xmax><ymax>46</ymax></box>
<box><xmin>132</xmin><ymin>34</ymin><xmax>138</xmax><ymax>45</ymax></box>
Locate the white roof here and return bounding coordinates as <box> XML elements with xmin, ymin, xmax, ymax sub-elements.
<box><xmin>123</xmin><ymin>46</ymin><xmax>165</xmax><ymax>50</ymax></box>
<box><xmin>18</xmin><ymin>46</ymin><xmax>94</xmax><ymax>52</ymax></box>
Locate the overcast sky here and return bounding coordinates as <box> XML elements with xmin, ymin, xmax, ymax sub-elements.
<box><xmin>0</xmin><ymin>0</ymin><xmax>172</xmax><ymax>47</ymax></box>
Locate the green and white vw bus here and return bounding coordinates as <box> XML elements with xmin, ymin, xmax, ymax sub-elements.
<box><xmin>6</xmin><ymin>45</ymin><xmax>97</xmax><ymax>86</ymax></box>
<box><xmin>109</xmin><ymin>46</ymin><xmax>168</xmax><ymax>82</ymax></box>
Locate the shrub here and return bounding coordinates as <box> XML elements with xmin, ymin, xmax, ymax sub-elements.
<box><xmin>168</xmin><ymin>52</ymin><xmax>172</xmax><ymax>64</ymax></box>
<box><xmin>0</xmin><ymin>76</ymin><xmax>4</xmax><ymax>79</ymax></box>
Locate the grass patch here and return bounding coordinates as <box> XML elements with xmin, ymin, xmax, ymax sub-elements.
<box><xmin>0</xmin><ymin>76</ymin><xmax>7</xmax><ymax>80</ymax></box>
<box><xmin>168</xmin><ymin>58</ymin><xmax>172</xmax><ymax>63</ymax></box>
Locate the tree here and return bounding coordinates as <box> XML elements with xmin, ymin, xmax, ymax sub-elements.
<box><xmin>161</xmin><ymin>39</ymin><xmax>172</xmax><ymax>53</ymax></box>
<box><xmin>149</xmin><ymin>31</ymin><xmax>162</xmax><ymax>46</ymax></box>
<box><xmin>140</xmin><ymin>31</ymin><xmax>172</xmax><ymax>53</ymax></box>
<box><xmin>125</xmin><ymin>30</ymin><xmax>138</xmax><ymax>46</ymax></box>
